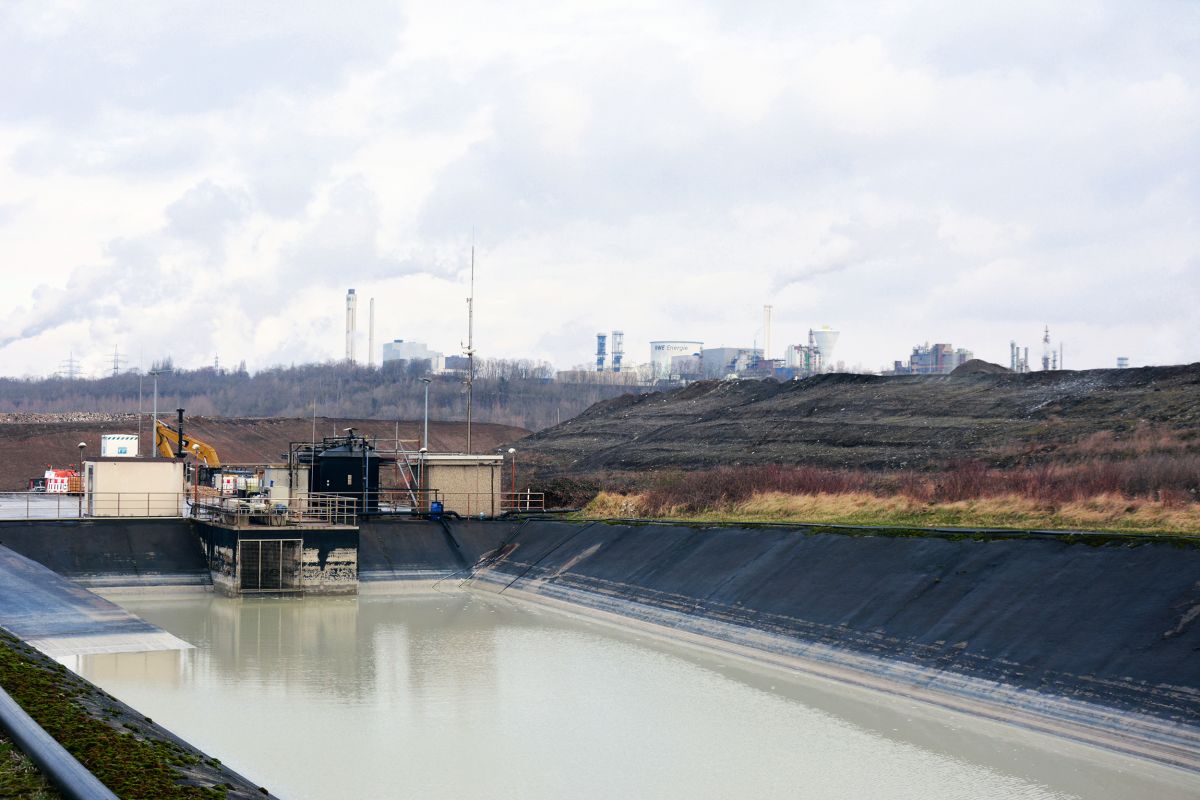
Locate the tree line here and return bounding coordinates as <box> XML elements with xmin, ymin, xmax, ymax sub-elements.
<box><xmin>0</xmin><ymin>359</ymin><xmax>642</xmax><ymax>432</ymax></box>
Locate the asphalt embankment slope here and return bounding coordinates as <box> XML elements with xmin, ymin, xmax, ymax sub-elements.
<box><xmin>360</xmin><ymin>518</ymin><xmax>1200</xmax><ymax>768</ymax></box>
<box><xmin>514</xmin><ymin>363</ymin><xmax>1200</xmax><ymax>474</ymax></box>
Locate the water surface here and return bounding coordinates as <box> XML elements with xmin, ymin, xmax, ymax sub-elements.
<box><xmin>69</xmin><ymin>593</ymin><xmax>1199</xmax><ymax>800</ymax></box>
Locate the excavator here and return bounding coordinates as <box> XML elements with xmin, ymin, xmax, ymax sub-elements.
<box><xmin>154</xmin><ymin>418</ymin><xmax>221</xmax><ymax>468</ymax></box>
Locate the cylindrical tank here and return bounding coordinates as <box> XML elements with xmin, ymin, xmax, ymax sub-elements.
<box><xmin>650</xmin><ymin>341</ymin><xmax>703</xmax><ymax>379</ymax></box>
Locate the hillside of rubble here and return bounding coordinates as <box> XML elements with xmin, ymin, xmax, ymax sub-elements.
<box><xmin>516</xmin><ymin>364</ymin><xmax>1200</xmax><ymax>479</ymax></box>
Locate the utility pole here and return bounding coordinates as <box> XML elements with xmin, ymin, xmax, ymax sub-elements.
<box><xmin>148</xmin><ymin>368</ymin><xmax>169</xmax><ymax>457</ymax></box>
<box><xmin>465</xmin><ymin>242</ymin><xmax>475</xmax><ymax>454</ymax></box>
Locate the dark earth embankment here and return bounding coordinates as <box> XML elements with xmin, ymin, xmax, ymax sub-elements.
<box><xmin>0</xmin><ymin>416</ymin><xmax>528</xmax><ymax>491</ymax></box>
<box><xmin>515</xmin><ymin>364</ymin><xmax>1200</xmax><ymax>478</ymax></box>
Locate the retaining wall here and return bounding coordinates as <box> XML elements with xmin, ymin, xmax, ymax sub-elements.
<box><xmin>0</xmin><ymin>518</ymin><xmax>209</xmax><ymax>589</ymax></box>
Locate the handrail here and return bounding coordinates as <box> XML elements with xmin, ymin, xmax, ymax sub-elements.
<box><xmin>0</xmin><ymin>684</ymin><xmax>118</xmax><ymax>800</ymax></box>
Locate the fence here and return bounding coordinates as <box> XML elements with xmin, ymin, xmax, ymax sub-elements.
<box><xmin>190</xmin><ymin>491</ymin><xmax>357</xmax><ymax>528</ymax></box>
<box><xmin>0</xmin><ymin>491</ymin><xmax>189</xmax><ymax>520</ymax></box>
<box><xmin>0</xmin><ymin>487</ymin><xmax>545</xmax><ymax>523</ymax></box>
<box><xmin>364</xmin><ymin>489</ymin><xmax>545</xmax><ymax>516</ymax></box>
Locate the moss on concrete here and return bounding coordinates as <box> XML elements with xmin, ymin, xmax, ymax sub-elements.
<box><xmin>0</xmin><ymin>630</ymin><xmax>271</xmax><ymax>799</ymax></box>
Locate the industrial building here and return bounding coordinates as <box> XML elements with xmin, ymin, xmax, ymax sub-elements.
<box><xmin>650</xmin><ymin>341</ymin><xmax>703</xmax><ymax>380</ymax></box>
<box><xmin>381</xmin><ymin>339</ymin><xmax>444</xmax><ymax>371</ymax></box>
<box><xmin>700</xmin><ymin>347</ymin><xmax>761</xmax><ymax>378</ymax></box>
<box><xmin>784</xmin><ymin>328</ymin><xmax>839</xmax><ymax>377</ymax></box>
<box><xmin>891</xmin><ymin>343</ymin><xmax>974</xmax><ymax>375</ymax></box>
<box><xmin>1010</xmin><ymin>325</ymin><xmax>1063</xmax><ymax>372</ymax></box>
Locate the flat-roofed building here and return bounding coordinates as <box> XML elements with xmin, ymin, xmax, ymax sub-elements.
<box><xmin>83</xmin><ymin>458</ymin><xmax>185</xmax><ymax>517</ymax></box>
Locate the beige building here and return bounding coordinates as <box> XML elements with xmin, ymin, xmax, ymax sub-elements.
<box><xmin>420</xmin><ymin>453</ymin><xmax>503</xmax><ymax>517</ymax></box>
<box><xmin>83</xmin><ymin>458</ymin><xmax>185</xmax><ymax>517</ymax></box>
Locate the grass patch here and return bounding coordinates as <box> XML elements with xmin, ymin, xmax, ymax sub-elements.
<box><xmin>0</xmin><ymin>731</ymin><xmax>59</xmax><ymax>799</ymax></box>
<box><xmin>0</xmin><ymin>630</ymin><xmax>227</xmax><ymax>799</ymax></box>
<box><xmin>582</xmin><ymin>490</ymin><xmax>1200</xmax><ymax>535</ymax></box>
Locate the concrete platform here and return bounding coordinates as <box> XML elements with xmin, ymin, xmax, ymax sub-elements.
<box><xmin>0</xmin><ymin>545</ymin><xmax>191</xmax><ymax>658</ymax></box>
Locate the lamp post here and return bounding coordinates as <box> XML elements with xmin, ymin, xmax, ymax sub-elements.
<box><xmin>148</xmin><ymin>368</ymin><xmax>169</xmax><ymax>457</ymax></box>
<box><xmin>508</xmin><ymin>447</ymin><xmax>516</xmax><ymax>508</ymax></box>
<box><xmin>77</xmin><ymin>442</ymin><xmax>86</xmax><ymax>517</ymax></box>
<box><xmin>420</xmin><ymin>378</ymin><xmax>432</xmax><ymax>451</ymax></box>
<box><xmin>418</xmin><ymin>447</ymin><xmax>428</xmax><ymax>512</ymax></box>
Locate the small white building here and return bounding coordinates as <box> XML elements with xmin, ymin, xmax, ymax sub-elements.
<box><xmin>83</xmin><ymin>458</ymin><xmax>185</xmax><ymax>517</ymax></box>
<box><xmin>100</xmin><ymin>434</ymin><xmax>140</xmax><ymax>458</ymax></box>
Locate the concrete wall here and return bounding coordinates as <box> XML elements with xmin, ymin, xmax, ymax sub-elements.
<box><xmin>0</xmin><ymin>518</ymin><xmax>209</xmax><ymax>589</ymax></box>
<box><xmin>194</xmin><ymin>523</ymin><xmax>358</xmax><ymax>596</ymax></box>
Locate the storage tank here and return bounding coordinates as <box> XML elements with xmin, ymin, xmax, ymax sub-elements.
<box><xmin>650</xmin><ymin>340</ymin><xmax>703</xmax><ymax>379</ymax></box>
<box><xmin>810</xmin><ymin>327</ymin><xmax>839</xmax><ymax>365</ymax></box>
<box><xmin>100</xmin><ymin>434</ymin><xmax>139</xmax><ymax>458</ymax></box>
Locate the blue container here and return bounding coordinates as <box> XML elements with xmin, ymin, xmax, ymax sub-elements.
<box><xmin>430</xmin><ymin>500</ymin><xmax>444</xmax><ymax>520</ymax></box>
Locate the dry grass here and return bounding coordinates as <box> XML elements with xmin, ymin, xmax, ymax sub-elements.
<box><xmin>583</xmin><ymin>490</ymin><xmax>1200</xmax><ymax>534</ymax></box>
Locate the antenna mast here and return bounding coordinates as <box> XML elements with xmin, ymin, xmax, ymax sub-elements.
<box><xmin>465</xmin><ymin>242</ymin><xmax>475</xmax><ymax>453</ymax></box>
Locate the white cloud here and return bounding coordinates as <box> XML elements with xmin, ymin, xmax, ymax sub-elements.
<box><xmin>0</xmin><ymin>0</ymin><xmax>1197</xmax><ymax>378</ymax></box>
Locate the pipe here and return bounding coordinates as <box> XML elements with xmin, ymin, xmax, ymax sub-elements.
<box><xmin>0</xmin><ymin>685</ymin><xmax>118</xmax><ymax>800</ymax></box>
<box><xmin>176</xmin><ymin>408</ymin><xmax>185</xmax><ymax>459</ymax></box>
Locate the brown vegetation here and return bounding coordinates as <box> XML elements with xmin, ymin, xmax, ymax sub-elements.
<box><xmin>580</xmin><ymin>458</ymin><xmax>1200</xmax><ymax>533</ymax></box>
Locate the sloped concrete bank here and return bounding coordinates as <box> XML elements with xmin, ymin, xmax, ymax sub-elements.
<box><xmin>360</xmin><ymin>518</ymin><xmax>1200</xmax><ymax>770</ymax></box>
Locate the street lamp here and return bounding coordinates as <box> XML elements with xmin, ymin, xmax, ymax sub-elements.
<box><xmin>77</xmin><ymin>442</ymin><xmax>86</xmax><ymax>467</ymax></box>
<box><xmin>418</xmin><ymin>446</ymin><xmax>428</xmax><ymax>511</ymax></box>
<box><xmin>508</xmin><ymin>447</ymin><xmax>517</xmax><ymax>507</ymax></box>
<box><xmin>420</xmin><ymin>377</ymin><xmax>432</xmax><ymax>452</ymax></box>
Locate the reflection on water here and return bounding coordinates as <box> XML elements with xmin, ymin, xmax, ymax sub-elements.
<box><xmin>70</xmin><ymin>593</ymin><xmax>1199</xmax><ymax>800</ymax></box>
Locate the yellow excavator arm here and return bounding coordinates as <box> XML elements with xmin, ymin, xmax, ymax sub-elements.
<box><xmin>153</xmin><ymin>419</ymin><xmax>221</xmax><ymax>467</ymax></box>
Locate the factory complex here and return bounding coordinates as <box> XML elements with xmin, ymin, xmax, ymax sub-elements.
<box><xmin>338</xmin><ymin>288</ymin><xmax>1110</xmax><ymax>387</ymax></box>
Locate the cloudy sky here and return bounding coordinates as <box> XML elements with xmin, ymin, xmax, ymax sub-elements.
<box><xmin>0</xmin><ymin>1</ymin><xmax>1197</xmax><ymax>377</ymax></box>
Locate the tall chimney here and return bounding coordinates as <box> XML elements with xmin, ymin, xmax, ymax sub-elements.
<box><xmin>368</xmin><ymin>297</ymin><xmax>375</xmax><ymax>367</ymax></box>
<box><xmin>763</xmin><ymin>304</ymin><xmax>772</xmax><ymax>361</ymax></box>
<box><xmin>346</xmin><ymin>289</ymin><xmax>357</xmax><ymax>363</ymax></box>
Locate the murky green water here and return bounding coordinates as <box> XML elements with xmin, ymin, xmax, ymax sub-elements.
<box><xmin>67</xmin><ymin>593</ymin><xmax>1199</xmax><ymax>800</ymax></box>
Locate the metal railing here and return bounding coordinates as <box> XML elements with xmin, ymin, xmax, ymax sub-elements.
<box><xmin>0</xmin><ymin>487</ymin><xmax>545</xmax><ymax>522</ymax></box>
<box><xmin>190</xmin><ymin>490</ymin><xmax>357</xmax><ymax>528</ymax></box>
<box><xmin>500</xmin><ymin>491</ymin><xmax>545</xmax><ymax>513</ymax></box>
<box><xmin>0</xmin><ymin>491</ymin><xmax>187</xmax><ymax>520</ymax></box>
<box><xmin>362</xmin><ymin>489</ymin><xmax>545</xmax><ymax>516</ymax></box>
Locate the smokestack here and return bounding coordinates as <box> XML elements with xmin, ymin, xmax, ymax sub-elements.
<box><xmin>345</xmin><ymin>289</ymin><xmax>357</xmax><ymax>363</ymax></box>
<box><xmin>368</xmin><ymin>297</ymin><xmax>375</xmax><ymax>367</ymax></box>
<box><xmin>763</xmin><ymin>305</ymin><xmax>773</xmax><ymax>360</ymax></box>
